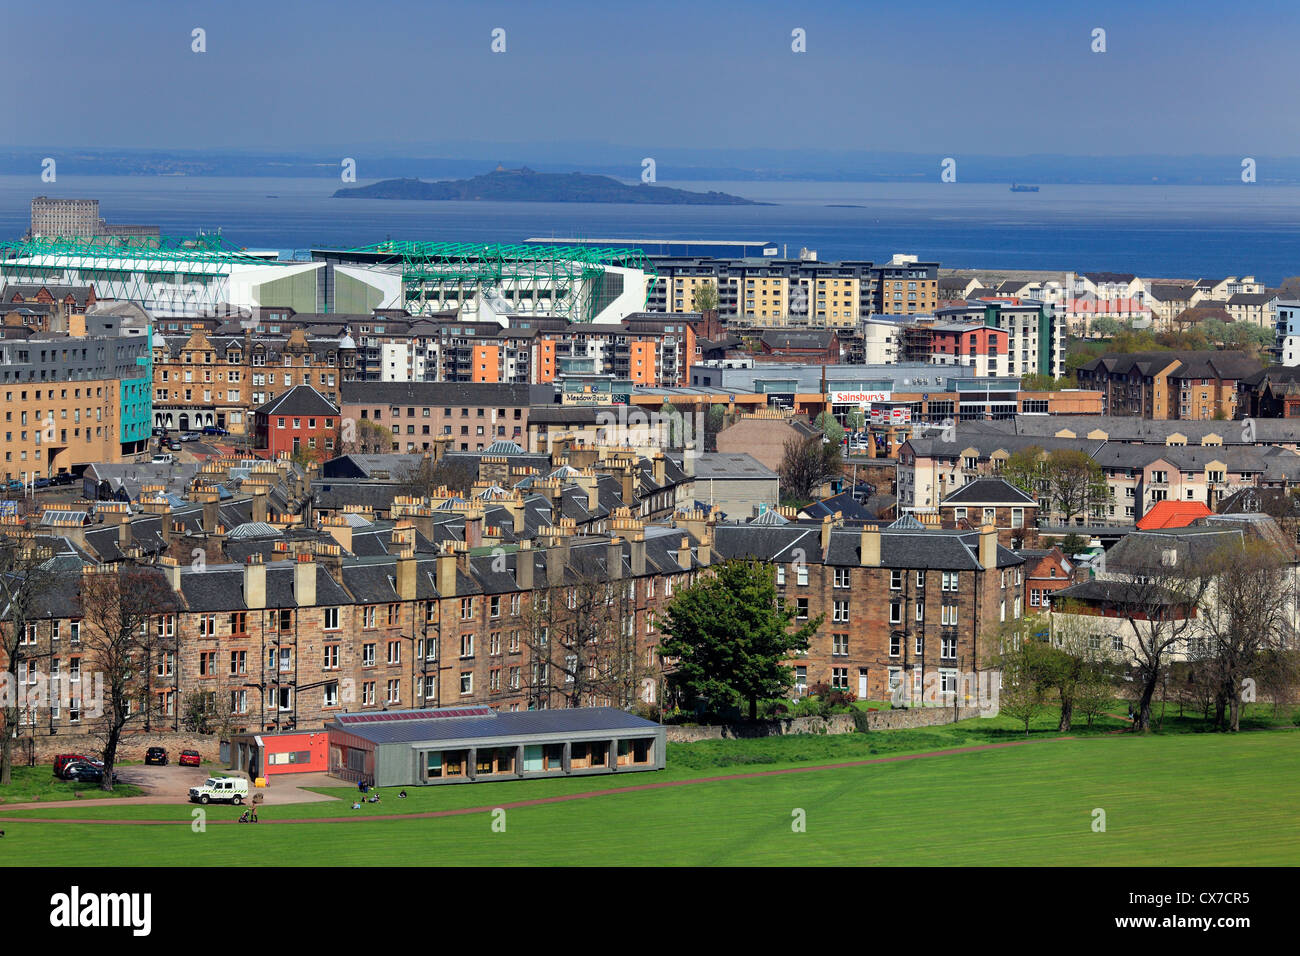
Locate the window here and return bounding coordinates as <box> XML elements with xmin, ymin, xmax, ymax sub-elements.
<box><xmin>889</xmin><ymin>602</ymin><xmax>902</xmax><ymax>625</ymax></box>
<box><xmin>362</xmin><ymin>605</ymin><xmax>376</xmax><ymax>629</ymax></box>
<box><xmin>229</xmin><ymin>650</ymin><xmax>246</xmax><ymax>675</ymax></box>
<box><xmin>323</xmin><ymin>683</ymin><xmax>339</xmax><ymax>708</ymax></box>
<box><xmin>459</xmin><ymin>673</ymin><xmax>473</xmax><ymax>696</ymax></box>
<box><xmin>916</xmin><ymin>571</ymin><xmax>926</xmax><ymax>588</ymax></box>
<box><xmin>387</xmin><ymin>641</ymin><xmax>401</xmax><ymax>665</ymax></box>
<box><xmin>832</xmin><ymin>633</ymin><xmax>848</xmax><ymax>656</ymax></box>
<box><xmin>889</xmin><ymin>635</ymin><xmax>901</xmax><ymax>657</ymax></box>
<box><xmin>942</xmin><ymin>635</ymin><xmax>957</xmax><ymax>659</ymax></box>
<box><xmin>776</xmin><ymin>565</ymin><xmax>785</xmax><ymax>585</ymax></box>
<box><xmin>832</xmin><ymin>600</ymin><xmax>849</xmax><ymax>623</ymax></box>
<box><xmin>460</xmin><ymin>633</ymin><xmax>475</xmax><ymax>658</ymax></box>
<box><xmin>796</xmin><ymin>565</ymin><xmax>809</xmax><ymax>586</ymax></box>
<box><xmin>362</xmin><ymin>682</ymin><xmax>375</xmax><ymax>706</ymax></box>
<box><xmin>362</xmin><ymin>643</ymin><xmax>376</xmax><ymax>667</ymax></box>
<box><xmin>794</xmin><ymin>666</ymin><xmax>807</xmax><ymax>693</ymax></box>
<box><xmin>915</xmin><ymin>601</ymin><xmax>925</xmax><ymax>622</ymax></box>
<box><xmin>942</xmin><ymin>571</ymin><xmax>958</xmax><ymax>591</ymax></box>
<box><xmin>890</xmin><ymin>570</ymin><xmax>903</xmax><ymax>590</ymax></box>
<box><xmin>199</xmin><ymin>651</ymin><xmax>216</xmax><ymax>677</ymax></box>
<box><xmin>831</xmin><ymin>668</ymin><xmax>849</xmax><ymax>691</ymax></box>
<box><xmin>323</xmin><ymin>607</ymin><xmax>339</xmax><ymax>630</ymax></box>
<box><xmin>323</xmin><ymin>645</ymin><xmax>339</xmax><ymax>670</ymax></box>
<box><xmin>387</xmin><ymin>679</ymin><xmax>400</xmax><ymax>704</ymax></box>
<box><xmin>795</xmin><ymin>598</ymin><xmax>809</xmax><ymax>620</ymax></box>
<box><xmin>942</xmin><ymin>604</ymin><xmax>957</xmax><ymax>626</ymax></box>
<box><xmin>834</xmin><ymin>567</ymin><xmax>850</xmax><ymax>588</ymax></box>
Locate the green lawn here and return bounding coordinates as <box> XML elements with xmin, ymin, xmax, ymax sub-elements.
<box><xmin>1</xmin><ymin>709</ymin><xmax>1297</xmax><ymax>866</ymax></box>
<box><xmin>0</xmin><ymin>766</ymin><xmax>143</xmax><ymax>805</ymax></box>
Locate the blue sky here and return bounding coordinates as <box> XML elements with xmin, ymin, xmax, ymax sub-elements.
<box><xmin>3</xmin><ymin>0</ymin><xmax>1297</xmax><ymax>157</ymax></box>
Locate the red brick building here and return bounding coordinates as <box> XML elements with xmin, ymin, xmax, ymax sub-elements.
<box><xmin>1019</xmin><ymin>547</ymin><xmax>1077</xmax><ymax>613</ymax></box>
<box><xmin>253</xmin><ymin>385</ymin><xmax>340</xmax><ymax>461</ymax></box>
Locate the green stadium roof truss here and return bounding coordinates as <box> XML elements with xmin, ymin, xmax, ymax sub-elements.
<box><xmin>342</xmin><ymin>240</ymin><xmax>657</xmax><ymax>322</ymax></box>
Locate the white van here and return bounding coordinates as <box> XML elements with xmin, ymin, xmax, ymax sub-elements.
<box><xmin>189</xmin><ymin>776</ymin><xmax>250</xmax><ymax>805</ymax></box>
<box><xmin>151</xmin><ymin>453</ymin><xmax>175</xmax><ymax>465</ymax></box>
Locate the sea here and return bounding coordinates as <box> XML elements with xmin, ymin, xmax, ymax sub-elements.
<box><xmin>3</xmin><ymin>175</ymin><xmax>1300</xmax><ymax>283</ymax></box>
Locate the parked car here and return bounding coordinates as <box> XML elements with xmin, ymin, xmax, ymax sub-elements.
<box><xmin>144</xmin><ymin>746</ymin><xmax>169</xmax><ymax>766</ymax></box>
<box><xmin>165</xmin><ymin>438</ymin><xmax>181</xmax><ymax>451</ymax></box>
<box><xmin>189</xmin><ymin>776</ymin><xmax>250</xmax><ymax>805</ymax></box>
<box><xmin>33</xmin><ymin>477</ymin><xmax>50</xmax><ymax>489</ymax></box>
<box><xmin>53</xmin><ymin>753</ymin><xmax>95</xmax><ymax>778</ymax></box>
<box><xmin>180</xmin><ymin>431</ymin><xmax>200</xmax><ymax>442</ymax></box>
<box><xmin>4</xmin><ymin>479</ymin><xmax>24</xmax><ymax>493</ymax></box>
<box><xmin>201</xmin><ymin>425</ymin><xmax>229</xmax><ymax>437</ymax></box>
<box><xmin>178</xmin><ymin>749</ymin><xmax>201</xmax><ymax>768</ymax></box>
<box><xmin>51</xmin><ymin>471</ymin><xmax>75</xmax><ymax>486</ymax></box>
<box><xmin>151</xmin><ymin>453</ymin><xmax>175</xmax><ymax>465</ymax></box>
<box><xmin>67</xmin><ymin>763</ymin><xmax>118</xmax><ymax>784</ymax></box>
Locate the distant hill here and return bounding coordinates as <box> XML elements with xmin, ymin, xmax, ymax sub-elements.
<box><xmin>333</xmin><ymin>167</ymin><xmax>764</xmax><ymax>204</ymax></box>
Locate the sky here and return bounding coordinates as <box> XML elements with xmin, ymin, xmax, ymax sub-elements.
<box><xmin>3</xmin><ymin>0</ymin><xmax>1299</xmax><ymax>159</ymax></box>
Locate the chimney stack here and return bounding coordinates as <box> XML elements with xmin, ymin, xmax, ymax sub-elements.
<box><xmin>293</xmin><ymin>552</ymin><xmax>316</xmax><ymax>607</ymax></box>
<box><xmin>396</xmin><ymin>549</ymin><xmax>417</xmax><ymax>601</ymax></box>
<box><xmin>859</xmin><ymin>526</ymin><xmax>881</xmax><ymax>567</ymax></box>
<box><xmin>436</xmin><ymin>547</ymin><xmax>457</xmax><ymax>597</ymax></box>
<box><xmin>676</xmin><ymin>535</ymin><xmax>692</xmax><ymax>571</ymax></box>
<box><xmin>979</xmin><ymin>523</ymin><xmax>998</xmax><ymax>570</ymax></box>
<box><xmin>515</xmin><ymin>540</ymin><xmax>534</xmax><ymax>590</ymax></box>
<box><xmin>607</xmin><ymin>538</ymin><xmax>624</xmax><ymax>579</ymax></box>
<box><xmin>243</xmin><ymin>553</ymin><xmax>266</xmax><ymax>609</ymax></box>
<box><xmin>158</xmin><ymin>555</ymin><xmax>181</xmax><ymax>592</ymax></box>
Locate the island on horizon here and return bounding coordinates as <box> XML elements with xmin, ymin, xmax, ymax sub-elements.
<box><xmin>332</xmin><ymin>166</ymin><xmax>766</xmax><ymax>205</ymax></box>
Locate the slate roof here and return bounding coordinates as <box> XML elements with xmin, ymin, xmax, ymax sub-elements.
<box><xmin>941</xmin><ymin>478</ymin><xmax>1036</xmax><ymax>506</ymax></box>
<box><xmin>712</xmin><ymin>524</ymin><xmax>1022</xmax><ymax>570</ymax></box>
<box><xmin>329</xmin><ymin>706</ymin><xmax>660</xmax><ymax>746</ymax></box>
<box><xmin>340</xmin><ymin>381</ymin><xmax>543</xmax><ymax>407</ymax></box>
<box><xmin>256</xmin><ymin>385</ymin><xmax>340</xmax><ymax>418</ymax></box>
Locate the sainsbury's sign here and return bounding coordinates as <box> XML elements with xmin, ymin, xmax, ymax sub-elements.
<box><xmin>829</xmin><ymin>390</ymin><xmax>891</xmax><ymax>405</ymax></box>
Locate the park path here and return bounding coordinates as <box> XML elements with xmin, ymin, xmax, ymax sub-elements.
<box><xmin>0</xmin><ymin>733</ymin><xmax>1089</xmax><ymax>827</ymax></box>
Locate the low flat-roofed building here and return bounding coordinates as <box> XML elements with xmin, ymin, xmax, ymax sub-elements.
<box><xmin>325</xmin><ymin>706</ymin><xmax>665</xmax><ymax>787</ymax></box>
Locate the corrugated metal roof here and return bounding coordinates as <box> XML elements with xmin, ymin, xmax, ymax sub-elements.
<box><xmin>329</xmin><ymin>706</ymin><xmax>660</xmax><ymax>745</ymax></box>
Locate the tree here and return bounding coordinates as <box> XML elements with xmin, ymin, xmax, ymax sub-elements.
<box><xmin>0</xmin><ymin>536</ymin><xmax>60</xmax><ymax>785</ymax></box>
<box><xmin>987</xmin><ymin>617</ymin><xmax>1050</xmax><ymax>735</ymax></box>
<box><xmin>1193</xmin><ymin>540</ymin><xmax>1295</xmax><ymax>732</ymax></box>
<box><xmin>1090</xmin><ymin>316</ymin><xmax>1121</xmax><ymax>338</ymax></box>
<box><xmin>75</xmin><ymin>567</ymin><xmax>181</xmax><ymax>791</ymax></box>
<box><xmin>814</xmin><ymin>411</ymin><xmax>845</xmax><ymax>447</ymax></box>
<box><xmin>1105</xmin><ymin>559</ymin><xmax>1212</xmax><ymax>732</ymax></box>
<box><xmin>515</xmin><ymin>571</ymin><xmax>650</xmax><ymax>710</ymax></box>
<box><xmin>659</xmin><ymin>558</ymin><xmax>822</xmax><ymax>720</ymax></box>
<box><xmin>694</xmin><ymin>281</ymin><xmax>719</xmax><ymax>313</ymax></box>
<box><xmin>705</xmin><ymin>404</ymin><xmax>727</xmax><ymax>453</ymax></box>
<box><xmin>1044</xmin><ymin>449</ymin><xmax>1110</xmax><ymax>525</ymax></box>
<box><xmin>779</xmin><ymin>435</ymin><xmax>840</xmax><ymax>503</ymax></box>
<box><xmin>339</xmin><ymin>418</ymin><xmax>394</xmax><ymax>455</ymax></box>
<box><xmin>845</xmin><ymin>408</ymin><xmax>865</xmax><ymax>435</ymax></box>
<box><xmin>403</xmin><ymin>456</ymin><xmax>477</xmax><ymax>498</ymax></box>
<box><xmin>1000</xmin><ymin>446</ymin><xmax>1046</xmax><ymax>499</ymax></box>
<box><xmin>1043</xmin><ymin>603</ymin><xmax>1119</xmax><ymax>731</ymax></box>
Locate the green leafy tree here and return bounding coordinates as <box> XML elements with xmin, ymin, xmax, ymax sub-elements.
<box><xmin>659</xmin><ymin>559</ymin><xmax>823</xmax><ymax>720</ymax></box>
<box><xmin>1089</xmin><ymin>316</ymin><xmax>1121</xmax><ymax>338</ymax></box>
<box><xmin>694</xmin><ymin>281</ymin><xmax>719</xmax><ymax>313</ymax></box>
<box><xmin>1000</xmin><ymin>446</ymin><xmax>1045</xmax><ymax>499</ymax></box>
<box><xmin>814</xmin><ymin>411</ymin><xmax>845</xmax><ymax>447</ymax></box>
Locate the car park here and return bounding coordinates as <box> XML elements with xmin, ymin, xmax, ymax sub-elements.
<box><xmin>179</xmin><ymin>749</ymin><xmax>201</xmax><ymax>767</ymax></box>
<box><xmin>144</xmin><ymin>746</ymin><xmax>169</xmax><ymax>766</ymax></box>
<box><xmin>4</xmin><ymin>479</ymin><xmax>24</xmax><ymax>493</ymax></box>
<box><xmin>51</xmin><ymin>471</ymin><xmax>75</xmax><ymax>486</ymax></box>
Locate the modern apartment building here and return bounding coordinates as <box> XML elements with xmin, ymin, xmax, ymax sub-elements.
<box><xmin>1075</xmin><ymin>351</ymin><xmax>1260</xmax><ymax>420</ymax></box>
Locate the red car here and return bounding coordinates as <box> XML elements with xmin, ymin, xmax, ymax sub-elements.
<box><xmin>178</xmin><ymin>750</ymin><xmax>201</xmax><ymax>768</ymax></box>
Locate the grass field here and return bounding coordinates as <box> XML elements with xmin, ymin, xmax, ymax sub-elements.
<box><xmin>1</xmin><ymin>705</ymin><xmax>1297</xmax><ymax>866</ymax></box>
<box><xmin>0</xmin><ymin>766</ymin><xmax>143</xmax><ymax>805</ymax></box>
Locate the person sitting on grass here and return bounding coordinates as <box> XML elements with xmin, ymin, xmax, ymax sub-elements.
<box><xmin>398</xmin><ymin>790</ymin><xmax>408</xmax><ymax>799</ymax></box>
<box><xmin>352</xmin><ymin>801</ymin><xmax>361</xmax><ymax>810</ymax></box>
<box><xmin>367</xmin><ymin>792</ymin><xmax>380</xmax><ymax>803</ymax></box>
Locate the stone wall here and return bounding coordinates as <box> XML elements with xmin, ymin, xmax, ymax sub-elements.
<box><xmin>663</xmin><ymin>705</ymin><xmax>985</xmax><ymax>742</ymax></box>
<box><xmin>16</xmin><ymin>732</ymin><xmax>223</xmax><ymax>766</ymax></box>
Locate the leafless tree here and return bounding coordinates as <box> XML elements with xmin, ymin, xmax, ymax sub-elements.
<box><xmin>1106</xmin><ymin>561</ymin><xmax>1212</xmax><ymax>732</ymax></box>
<box><xmin>514</xmin><ymin>572</ymin><xmax>650</xmax><ymax>710</ymax></box>
<box><xmin>779</xmin><ymin>435</ymin><xmax>840</xmax><ymax>503</ymax></box>
<box><xmin>403</xmin><ymin>457</ymin><xmax>477</xmax><ymax>498</ymax></box>
<box><xmin>0</xmin><ymin>536</ymin><xmax>60</xmax><ymax>785</ymax></box>
<box><xmin>1193</xmin><ymin>540</ymin><xmax>1296</xmax><ymax>731</ymax></box>
<box><xmin>75</xmin><ymin>566</ymin><xmax>181</xmax><ymax>791</ymax></box>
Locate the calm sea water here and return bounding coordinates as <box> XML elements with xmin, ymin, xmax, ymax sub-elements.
<box><xmin>3</xmin><ymin>176</ymin><xmax>1300</xmax><ymax>283</ymax></box>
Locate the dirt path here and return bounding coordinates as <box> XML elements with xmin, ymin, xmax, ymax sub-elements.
<box><xmin>0</xmin><ymin>734</ymin><xmax>1088</xmax><ymax>827</ymax></box>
